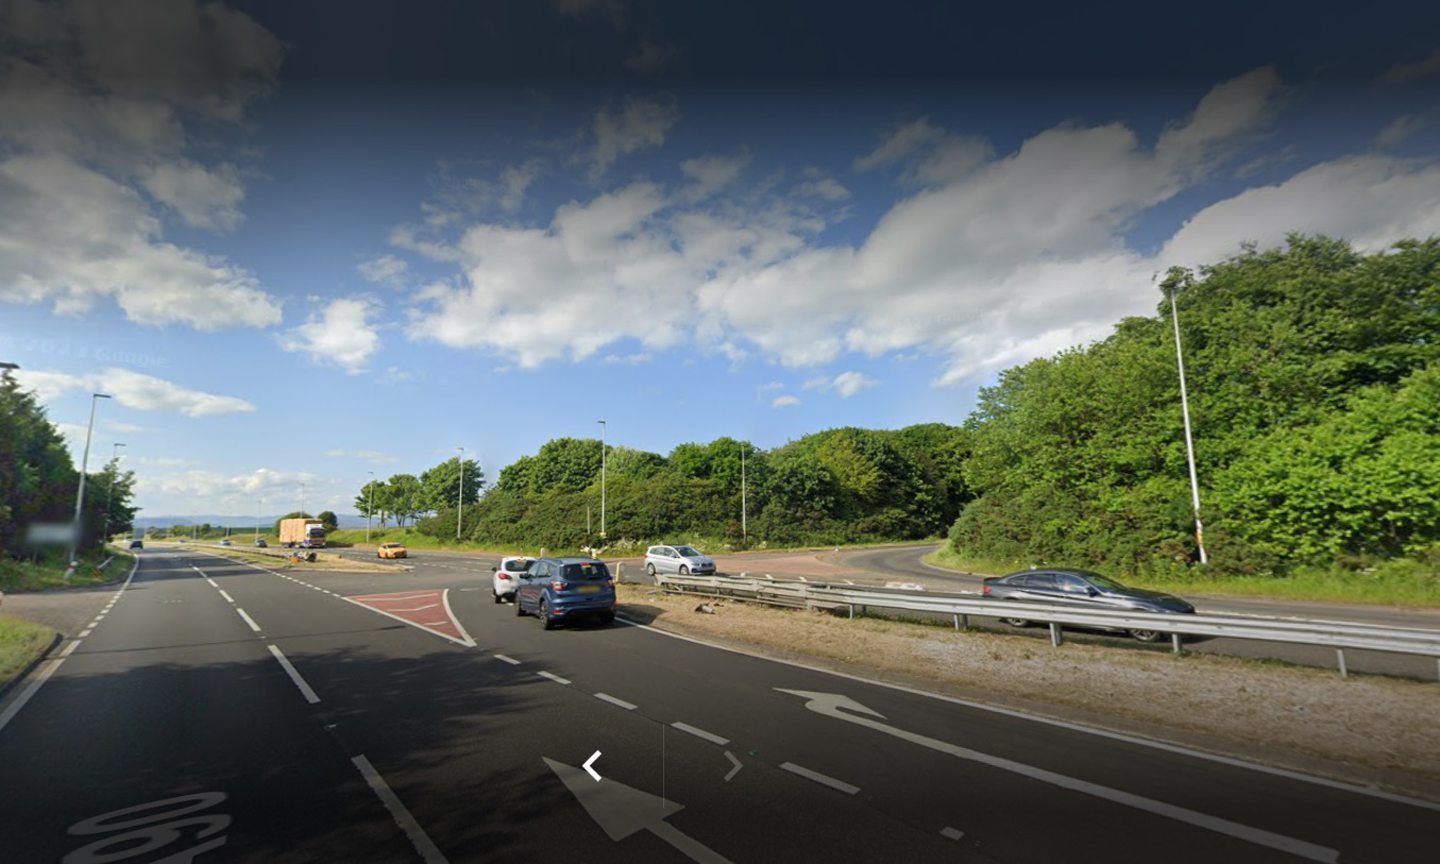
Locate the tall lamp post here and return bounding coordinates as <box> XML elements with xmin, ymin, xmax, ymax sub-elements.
<box><xmin>67</xmin><ymin>392</ymin><xmax>112</xmax><ymax>577</ymax></box>
<box><xmin>455</xmin><ymin>446</ymin><xmax>465</xmax><ymax>542</ymax></box>
<box><xmin>365</xmin><ymin>471</ymin><xmax>375</xmax><ymax>543</ymax></box>
<box><xmin>741</xmin><ymin>442</ymin><xmax>748</xmax><ymax>543</ymax></box>
<box><xmin>256</xmin><ymin>498</ymin><xmax>263</xmax><ymax>541</ymax></box>
<box><xmin>597</xmin><ymin>420</ymin><xmax>606</xmax><ymax>538</ymax></box>
<box><xmin>102</xmin><ymin>442</ymin><xmax>126</xmax><ymax>544</ymax></box>
<box><xmin>1169</xmin><ymin>286</ymin><xmax>1208</xmax><ymax>565</ymax></box>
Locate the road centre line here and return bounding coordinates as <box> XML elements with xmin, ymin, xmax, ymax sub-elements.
<box><xmin>236</xmin><ymin>609</ymin><xmax>262</xmax><ymax>633</ymax></box>
<box><xmin>779</xmin><ymin>762</ymin><xmax>860</xmax><ymax>795</ymax></box>
<box><xmin>351</xmin><ymin>755</ymin><xmax>451</xmax><ymax>864</ymax></box>
<box><xmin>611</xmin><ymin>614</ymin><xmax>1440</xmax><ymax>813</ymax></box>
<box><xmin>78</xmin><ymin>629</ymin><xmax>92</xmax><ymax>638</ymax></box>
<box><xmin>218</xmin><ymin>590</ymin><xmax>234</xmax><ymax>603</ymax></box>
<box><xmin>671</xmin><ymin>722</ymin><xmax>730</xmax><ymax>746</ymax></box>
<box><xmin>594</xmin><ymin>693</ymin><xmax>638</xmax><ymax>711</ymax></box>
<box><xmin>538</xmin><ymin>671</ymin><xmax>571</xmax><ymax>685</ymax></box>
<box><xmin>494</xmin><ymin>654</ymin><xmax>521</xmax><ymax>665</ymax></box>
<box><xmin>267</xmin><ymin>645</ymin><xmax>321</xmax><ymax>704</ymax></box>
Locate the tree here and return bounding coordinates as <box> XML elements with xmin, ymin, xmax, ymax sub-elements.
<box><xmin>355</xmin><ymin>481</ymin><xmax>386</xmax><ymax>524</ymax></box>
<box><xmin>0</xmin><ymin>372</ymin><xmax>79</xmax><ymax>557</ymax></box>
<box><xmin>420</xmin><ymin>458</ymin><xmax>482</xmax><ymax>510</ymax></box>
<box><xmin>384</xmin><ymin>474</ymin><xmax>423</xmax><ymax>526</ymax></box>
<box><xmin>317</xmin><ymin>510</ymin><xmax>339</xmax><ymax>532</ymax></box>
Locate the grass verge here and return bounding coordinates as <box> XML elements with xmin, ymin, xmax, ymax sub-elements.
<box><xmin>0</xmin><ymin>615</ymin><xmax>55</xmax><ymax>689</ymax></box>
<box><xmin>926</xmin><ymin>546</ymin><xmax>1440</xmax><ymax>608</ymax></box>
<box><xmin>616</xmin><ymin>583</ymin><xmax>1440</xmax><ymax>795</ymax></box>
<box><xmin>0</xmin><ymin>549</ymin><xmax>133</xmax><ymax>593</ymax></box>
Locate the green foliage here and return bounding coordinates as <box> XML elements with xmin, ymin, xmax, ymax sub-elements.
<box><xmin>420</xmin><ymin>458</ymin><xmax>482</xmax><ymax>510</ymax></box>
<box><xmin>317</xmin><ymin>510</ymin><xmax>339</xmax><ymax>532</ymax></box>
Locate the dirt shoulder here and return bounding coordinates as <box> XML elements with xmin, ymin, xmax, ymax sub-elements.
<box><xmin>616</xmin><ymin>584</ymin><xmax>1440</xmax><ymax>802</ymax></box>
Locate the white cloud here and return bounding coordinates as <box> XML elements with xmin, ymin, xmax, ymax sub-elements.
<box><xmin>854</xmin><ymin>117</ymin><xmax>991</xmax><ymax>186</ymax></box>
<box><xmin>590</xmin><ymin>96</ymin><xmax>680</xmax><ymax>176</ymax></box>
<box><xmin>1375</xmin><ymin>114</ymin><xmax>1426</xmax><ymax>147</ymax></box>
<box><xmin>106</xmin><ymin>421</ymin><xmax>144</xmax><ymax>434</ymax></box>
<box><xmin>832</xmin><ymin>371</ymin><xmax>877</xmax><ymax>398</ymax></box>
<box><xmin>756</xmin><ymin>381</ymin><xmax>784</xmax><ymax>393</ymax></box>
<box><xmin>771</xmin><ymin>395</ymin><xmax>800</xmax><ymax>408</ymax></box>
<box><xmin>323</xmin><ymin>449</ymin><xmax>398</xmax><ymax>465</ymax></box>
<box><xmin>280</xmin><ymin>296</ymin><xmax>382</xmax><ymax>374</ymax></box>
<box><xmin>500</xmin><ymin>160</ymin><xmax>541</xmax><ymax>211</ymax></box>
<box><xmin>680</xmin><ymin>154</ymin><xmax>747</xmax><ymax>201</ymax></box>
<box><xmin>855</xmin><ymin>118</ymin><xmax>946</xmax><ymax>171</ymax></box>
<box><xmin>14</xmin><ymin>366</ymin><xmax>254</xmax><ymax>416</ymax></box>
<box><xmin>1381</xmin><ymin>49</ymin><xmax>1440</xmax><ymax>85</ymax></box>
<box><xmin>0</xmin><ymin>0</ymin><xmax>284</xmax><ymax>329</ymax></box>
<box><xmin>358</xmin><ymin>254</ymin><xmax>409</xmax><ymax>287</ymax></box>
<box><xmin>794</xmin><ymin>178</ymin><xmax>850</xmax><ymax>201</ymax></box>
<box><xmin>603</xmin><ymin>353</ymin><xmax>651</xmax><ymax>365</ymax></box>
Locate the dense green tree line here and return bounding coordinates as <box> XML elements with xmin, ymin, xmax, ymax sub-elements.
<box><xmin>950</xmin><ymin>235</ymin><xmax>1440</xmax><ymax>576</ymax></box>
<box><xmin>1</xmin><ymin>372</ymin><xmax>136</xmax><ymax>560</ymax></box>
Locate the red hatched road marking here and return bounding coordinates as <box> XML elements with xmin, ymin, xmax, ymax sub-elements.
<box><xmin>347</xmin><ymin>589</ymin><xmax>476</xmax><ymax>647</ymax></box>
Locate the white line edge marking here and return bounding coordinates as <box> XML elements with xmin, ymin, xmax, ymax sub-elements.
<box><xmin>352</xmin><ymin>755</ymin><xmax>450</xmax><ymax>864</ymax></box>
<box><xmin>610</xmin><ymin>614</ymin><xmax>1440</xmax><ymax>813</ymax></box>
<box><xmin>77</xmin><ymin>629</ymin><xmax>92</xmax><ymax>638</ymax></box>
<box><xmin>538</xmin><ymin>671</ymin><xmax>571</xmax><ymax>685</ymax></box>
<box><xmin>671</xmin><ymin>722</ymin><xmax>730</xmax><ymax>746</ymax></box>
<box><xmin>267</xmin><ymin>645</ymin><xmax>320</xmax><ymax>704</ymax></box>
<box><xmin>59</xmin><ymin>640</ymin><xmax>82</xmax><ymax>658</ymax></box>
<box><xmin>236</xmin><ymin>609</ymin><xmax>262</xmax><ymax>633</ymax></box>
<box><xmin>494</xmin><ymin>654</ymin><xmax>521</xmax><ymax>665</ymax></box>
<box><xmin>940</xmin><ymin>827</ymin><xmax>964</xmax><ymax>841</ymax></box>
<box><xmin>0</xmin><ymin>554</ymin><xmax>139</xmax><ymax>736</ymax></box>
<box><xmin>779</xmin><ymin>762</ymin><xmax>859</xmax><ymax>795</ymax></box>
<box><xmin>440</xmin><ymin>589</ymin><xmax>477</xmax><ymax>647</ymax></box>
<box><xmin>218</xmin><ymin>590</ymin><xmax>234</xmax><ymax>603</ymax></box>
<box><xmin>594</xmin><ymin>692</ymin><xmax>638</xmax><ymax>710</ymax></box>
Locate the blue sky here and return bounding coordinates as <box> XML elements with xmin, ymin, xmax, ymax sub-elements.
<box><xmin>3</xmin><ymin>0</ymin><xmax>1439</xmax><ymax>517</ymax></box>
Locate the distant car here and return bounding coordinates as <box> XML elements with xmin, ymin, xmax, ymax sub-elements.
<box><xmin>982</xmin><ymin>568</ymin><xmax>1195</xmax><ymax>642</ymax></box>
<box><xmin>128</xmin><ymin>539</ymin><xmax>143</xmax><ymax>550</ymax></box>
<box><xmin>515</xmin><ymin>557</ymin><xmax>615</xmax><ymax>629</ymax></box>
<box><xmin>644</xmin><ymin>544</ymin><xmax>716</xmax><ymax>577</ymax></box>
<box><xmin>220</xmin><ymin>538</ymin><xmax>232</xmax><ymax>546</ymax></box>
<box><xmin>491</xmin><ymin>556</ymin><xmax>533</xmax><ymax>604</ymax></box>
<box><xmin>254</xmin><ymin>538</ymin><xmax>268</xmax><ymax>548</ymax></box>
<box><xmin>377</xmin><ymin>542</ymin><xmax>408</xmax><ymax>559</ymax></box>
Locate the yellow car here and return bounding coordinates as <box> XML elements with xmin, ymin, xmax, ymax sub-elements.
<box><xmin>377</xmin><ymin>542</ymin><xmax>408</xmax><ymax>559</ymax></box>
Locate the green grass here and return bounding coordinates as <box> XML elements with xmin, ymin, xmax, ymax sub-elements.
<box><xmin>0</xmin><ymin>615</ymin><xmax>55</xmax><ymax>688</ymax></box>
<box><xmin>0</xmin><ymin>548</ymin><xmax>134</xmax><ymax>593</ymax></box>
<box><xmin>926</xmin><ymin>546</ymin><xmax>1440</xmax><ymax>607</ymax></box>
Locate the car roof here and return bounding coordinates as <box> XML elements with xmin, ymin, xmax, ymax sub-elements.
<box><xmin>555</xmin><ymin>556</ymin><xmax>605</xmax><ymax>564</ymax></box>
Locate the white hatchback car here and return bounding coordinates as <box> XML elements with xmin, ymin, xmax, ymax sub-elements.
<box><xmin>644</xmin><ymin>544</ymin><xmax>716</xmax><ymax>576</ymax></box>
<box><xmin>491</xmin><ymin>556</ymin><xmax>533</xmax><ymax>603</ymax></box>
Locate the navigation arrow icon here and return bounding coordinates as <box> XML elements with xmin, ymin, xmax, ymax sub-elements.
<box><xmin>543</xmin><ymin>757</ymin><xmax>733</xmax><ymax>863</ymax></box>
<box><xmin>583</xmin><ymin>750</ymin><xmax>602</xmax><ymax>781</ymax></box>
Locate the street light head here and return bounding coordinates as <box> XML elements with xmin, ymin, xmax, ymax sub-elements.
<box><xmin>94</xmin><ymin>393</ymin><xmax>112</xmax><ymax>399</ymax></box>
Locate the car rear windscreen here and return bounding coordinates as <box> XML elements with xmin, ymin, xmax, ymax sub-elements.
<box><xmin>562</xmin><ymin>562</ymin><xmax>610</xmax><ymax>581</ymax></box>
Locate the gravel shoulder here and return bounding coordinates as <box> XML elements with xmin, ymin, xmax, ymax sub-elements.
<box><xmin>616</xmin><ymin>584</ymin><xmax>1440</xmax><ymax>802</ymax></box>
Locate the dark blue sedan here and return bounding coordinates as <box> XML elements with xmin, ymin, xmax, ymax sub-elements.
<box><xmin>515</xmin><ymin>557</ymin><xmax>616</xmax><ymax>630</ymax></box>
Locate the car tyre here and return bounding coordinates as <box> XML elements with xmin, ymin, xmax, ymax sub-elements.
<box><xmin>493</xmin><ymin>589</ymin><xmax>501</xmax><ymax>604</ymax></box>
<box><xmin>538</xmin><ymin>599</ymin><xmax>554</xmax><ymax>630</ymax></box>
<box><xmin>599</xmin><ymin>611</ymin><xmax>615</xmax><ymax>626</ymax></box>
<box><xmin>679</xmin><ymin>565</ymin><xmax>689</xmax><ymax>575</ymax></box>
<box><xmin>515</xmin><ymin>596</ymin><xmax>526</xmax><ymax>617</ymax></box>
<box><xmin>1130</xmin><ymin>629</ymin><xmax>1164</xmax><ymax>643</ymax></box>
<box><xmin>645</xmin><ymin>562</ymin><xmax>656</xmax><ymax>577</ymax></box>
<box><xmin>1001</xmin><ymin>617</ymin><xmax>1031</xmax><ymax>628</ymax></box>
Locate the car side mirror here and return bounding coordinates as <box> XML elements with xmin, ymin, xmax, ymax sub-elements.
<box><xmin>490</xmin><ymin>565</ymin><xmax>497</xmax><ymax>571</ymax></box>
<box><xmin>1086</xmin><ymin>586</ymin><xmax>1099</xmax><ymax>596</ymax></box>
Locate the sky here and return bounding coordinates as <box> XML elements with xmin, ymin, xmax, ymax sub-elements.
<box><xmin>2</xmin><ymin>0</ymin><xmax>1439</xmax><ymax>518</ymax></box>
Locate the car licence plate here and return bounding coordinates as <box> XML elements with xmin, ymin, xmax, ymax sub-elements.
<box><xmin>578</xmin><ymin>585</ymin><xmax>600</xmax><ymax>594</ymax></box>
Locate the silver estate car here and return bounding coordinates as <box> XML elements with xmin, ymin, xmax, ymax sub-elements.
<box><xmin>644</xmin><ymin>544</ymin><xmax>716</xmax><ymax>576</ymax></box>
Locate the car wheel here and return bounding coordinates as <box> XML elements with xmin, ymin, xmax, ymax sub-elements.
<box><xmin>493</xmin><ymin>589</ymin><xmax>501</xmax><ymax>604</ymax></box>
<box><xmin>1001</xmin><ymin>617</ymin><xmax>1031</xmax><ymax>628</ymax></box>
<box><xmin>1130</xmin><ymin>629</ymin><xmax>1164</xmax><ymax>643</ymax></box>
<box><xmin>538</xmin><ymin>599</ymin><xmax>554</xmax><ymax>630</ymax></box>
<box><xmin>599</xmin><ymin>611</ymin><xmax>615</xmax><ymax>626</ymax></box>
<box><xmin>645</xmin><ymin>563</ymin><xmax>656</xmax><ymax>577</ymax></box>
<box><xmin>679</xmin><ymin>565</ymin><xmax>689</xmax><ymax>575</ymax></box>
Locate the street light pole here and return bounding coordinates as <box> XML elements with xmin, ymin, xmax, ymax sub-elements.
<box><xmin>597</xmin><ymin>420</ymin><xmax>606</xmax><ymax>538</ymax></box>
<box><xmin>1170</xmin><ymin>287</ymin><xmax>1208</xmax><ymax>565</ymax></box>
<box><xmin>366</xmin><ymin>471</ymin><xmax>375</xmax><ymax>543</ymax></box>
<box><xmin>256</xmin><ymin>498</ymin><xmax>263</xmax><ymax>541</ymax></box>
<box><xmin>456</xmin><ymin>446</ymin><xmax>465</xmax><ymax>542</ymax></box>
<box><xmin>102</xmin><ymin>442</ymin><xmax>125</xmax><ymax>544</ymax></box>
<box><xmin>741</xmin><ymin>443</ymin><xmax>747</xmax><ymax>543</ymax></box>
<box><xmin>66</xmin><ymin>392</ymin><xmax>111</xmax><ymax>577</ymax></box>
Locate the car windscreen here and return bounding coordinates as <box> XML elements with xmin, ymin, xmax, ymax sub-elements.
<box><xmin>675</xmin><ymin>546</ymin><xmax>700</xmax><ymax>556</ymax></box>
<box><xmin>562</xmin><ymin>562</ymin><xmax>610</xmax><ymax>581</ymax></box>
<box><xmin>502</xmin><ymin>558</ymin><xmax>532</xmax><ymax>572</ymax></box>
<box><xmin>1082</xmin><ymin>572</ymin><xmax>1124</xmax><ymax>591</ymax></box>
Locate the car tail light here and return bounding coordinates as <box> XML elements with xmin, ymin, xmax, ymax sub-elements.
<box><xmin>498</xmin><ymin>573</ymin><xmax>510</xmax><ymax>580</ymax></box>
<box><xmin>982</xmin><ymin>583</ymin><xmax>991</xmax><ymax>596</ymax></box>
<box><xmin>550</xmin><ymin>580</ymin><xmax>568</xmax><ymax>591</ymax></box>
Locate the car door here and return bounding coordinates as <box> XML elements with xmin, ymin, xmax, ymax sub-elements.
<box><xmin>659</xmin><ymin>546</ymin><xmax>677</xmax><ymax>573</ymax></box>
<box><xmin>1016</xmin><ymin>572</ymin><xmax>1058</xmax><ymax>601</ymax></box>
<box><xmin>1053</xmin><ymin>572</ymin><xmax>1097</xmax><ymax>607</ymax></box>
<box><xmin>519</xmin><ymin>561</ymin><xmax>546</xmax><ymax>610</ymax></box>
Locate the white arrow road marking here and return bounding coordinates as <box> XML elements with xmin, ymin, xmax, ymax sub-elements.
<box><xmin>544</xmin><ymin>758</ymin><xmax>732</xmax><ymax>864</ymax></box>
<box><xmin>584</xmin><ymin>750</ymin><xmax>603</xmax><ymax>781</ymax></box>
<box><xmin>775</xmin><ymin>690</ymin><xmax>1339</xmax><ymax>864</ymax></box>
<box><xmin>723</xmin><ymin>751</ymin><xmax>743</xmax><ymax>782</ymax></box>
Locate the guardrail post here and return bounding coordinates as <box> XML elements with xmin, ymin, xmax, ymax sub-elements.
<box><xmin>848</xmin><ymin>604</ymin><xmax>854</xmax><ymax>619</ymax></box>
<box><xmin>1171</xmin><ymin>633</ymin><xmax>1183</xmax><ymax>655</ymax></box>
<box><xmin>1336</xmin><ymin>648</ymin><xmax>1348</xmax><ymax>679</ymax></box>
<box><xmin>960</xmin><ymin>614</ymin><xmax>969</xmax><ymax>629</ymax></box>
<box><xmin>952</xmin><ymin>614</ymin><xmax>959</xmax><ymax>630</ymax></box>
<box><xmin>1048</xmin><ymin>622</ymin><xmax>1063</xmax><ymax>647</ymax></box>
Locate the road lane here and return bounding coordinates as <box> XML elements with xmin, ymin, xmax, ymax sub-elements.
<box><xmin>0</xmin><ymin>549</ymin><xmax>414</xmax><ymax>864</ymax></box>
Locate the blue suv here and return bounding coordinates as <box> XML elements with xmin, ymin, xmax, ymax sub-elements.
<box><xmin>515</xmin><ymin>557</ymin><xmax>616</xmax><ymax>629</ymax></box>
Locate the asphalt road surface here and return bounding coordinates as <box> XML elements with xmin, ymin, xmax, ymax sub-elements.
<box><xmin>2</xmin><ymin>547</ymin><xmax>1438</xmax><ymax>863</ymax></box>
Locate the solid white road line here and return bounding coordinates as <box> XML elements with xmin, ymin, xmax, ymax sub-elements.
<box><xmin>671</xmin><ymin>722</ymin><xmax>730</xmax><ymax>746</ymax></box>
<box><xmin>538</xmin><ymin>671</ymin><xmax>571</xmax><ymax>685</ymax></box>
<box><xmin>494</xmin><ymin>654</ymin><xmax>521</xmax><ymax>665</ymax></box>
<box><xmin>779</xmin><ymin>762</ymin><xmax>860</xmax><ymax>795</ymax></box>
<box><xmin>387</xmin><ymin>604</ymin><xmax>439</xmax><ymax>612</ymax></box>
<box><xmin>940</xmin><ymin>827</ymin><xmax>964</xmax><ymax>841</ymax></box>
<box><xmin>218</xmin><ymin>590</ymin><xmax>234</xmax><ymax>603</ymax></box>
<box><xmin>440</xmin><ymin>589</ymin><xmax>477</xmax><ymax>647</ymax></box>
<box><xmin>267</xmin><ymin>645</ymin><xmax>321</xmax><ymax>704</ymax></box>
<box><xmin>59</xmin><ymin>640</ymin><xmax>82</xmax><ymax>658</ymax></box>
<box><xmin>236</xmin><ymin>609</ymin><xmax>262</xmax><ymax>633</ymax></box>
<box><xmin>594</xmin><ymin>692</ymin><xmax>638</xmax><ymax>711</ymax></box>
<box><xmin>352</xmin><ymin>755</ymin><xmax>450</xmax><ymax>864</ymax></box>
